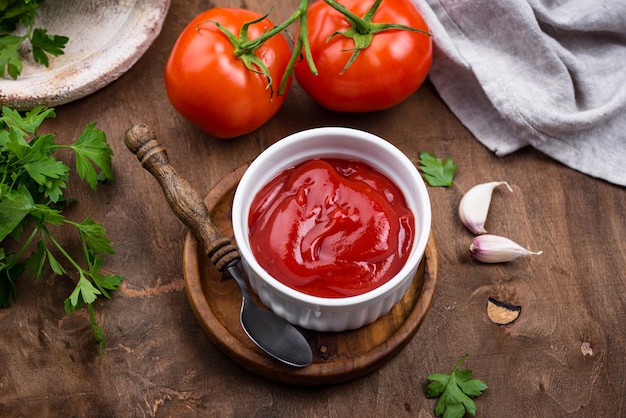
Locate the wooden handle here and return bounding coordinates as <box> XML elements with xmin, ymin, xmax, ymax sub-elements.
<box><xmin>125</xmin><ymin>123</ymin><xmax>240</xmax><ymax>271</ymax></box>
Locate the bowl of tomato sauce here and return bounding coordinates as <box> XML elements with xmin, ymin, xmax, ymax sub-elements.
<box><xmin>232</xmin><ymin>127</ymin><xmax>431</xmax><ymax>332</ymax></box>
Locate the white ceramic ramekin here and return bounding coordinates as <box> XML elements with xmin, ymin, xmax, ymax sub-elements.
<box><xmin>232</xmin><ymin>127</ymin><xmax>431</xmax><ymax>332</ymax></box>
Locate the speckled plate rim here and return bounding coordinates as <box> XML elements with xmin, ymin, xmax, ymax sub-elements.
<box><xmin>0</xmin><ymin>0</ymin><xmax>170</xmax><ymax>110</ymax></box>
<box><xmin>182</xmin><ymin>164</ymin><xmax>439</xmax><ymax>386</ymax></box>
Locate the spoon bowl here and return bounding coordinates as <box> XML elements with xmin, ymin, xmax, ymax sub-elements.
<box><xmin>226</xmin><ymin>263</ymin><xmax>312</xmax><ymax>367</ymax></box>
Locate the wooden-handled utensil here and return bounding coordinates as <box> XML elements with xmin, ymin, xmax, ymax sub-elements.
<box><xmin>125</xmin><ymin>123</ymin><xmax>313</xmax><ymax>368</ymax></box>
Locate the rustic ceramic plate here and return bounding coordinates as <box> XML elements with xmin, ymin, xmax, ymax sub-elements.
<box><xmin>0</xmin><ymin>0</ymin><xmax>170</xmax><ymax>110</ymax></box>
<box><xmin>183</xmin><ymin>164</ymin><xmax>438</xmax><ymax>385</ymax></box>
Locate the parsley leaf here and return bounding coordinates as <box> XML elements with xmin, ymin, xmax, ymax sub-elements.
<box><xmin>419</xmin><ymin>151</ymin><xmax>457</xmax><ymax>187</ymax></box>
<box><xmin>0</xmin><ymin>105</ymin><xmax>121</xmax><ymax>355</ymax></box>
<box><xmin>68</xmin><ymin>122</ymin><xmax>115</xmax><ymax>189</ymax></box>
<box><xmin>0</xmin><ymin>186</ymin><xmax>34</xmax><ymax>241</ymax></box>
<box><xmin>0</xmin><ymin>1</ymin><xmax>68</xmax><ymax>79</ymax></box>
<box><xmin>0</xmin><ymin>0</ymin><xmax>40</xmax><ymax>32</ymax></box>
<box><xmin>0</xmin><ymin>34</ymin><xmax>22</xmax><ymax>79</ymax></box>
<box><xmin>426</xmin><ymin>354</ymin><xmax>487</xmax><ymax>418</ymax></box>
<box><xmin>30</xmin><ymin>28</ymin><xmax>68</xmax><ymax>67</ymax></box>
<box><xmin>66</xmin><ymin>272</ymin><xmax>102</xmax><ymax>308</ymax></box>
<box><xmin>0</xmin><ymin>247</ymin><xmax>21</xmax><ymax>307</ymax></box>
<box><xmin>24</xmin><ymin>155</ymin><xmax>69</xmax><ymax>196</ymax></box>
<box><xmin>93</xmin><ymin>272</ymin><xmax>123</xmax><ymax>299</ymax></box>
<box><xmin>2</xmin><ymin>106</ymin><xmax>56</xmax><ymax>133</ymax></box>
<box><xmin>73</xmin><ymin>216</ymin><xmax>115</xmax><ymax>255</ymax></box>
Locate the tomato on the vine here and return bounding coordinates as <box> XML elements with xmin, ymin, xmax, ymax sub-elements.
<box><xmin>294</xmin><ymin>0</ymin><xmax>432</xmax><ymax>113</ymax></box>
<box><xmin>164</xmin><ymin>9</ymin><xmax>292</xmax><ymax>139</ymax></box>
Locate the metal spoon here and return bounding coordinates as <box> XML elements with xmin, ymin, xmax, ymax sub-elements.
<box><xmin>125</xmin><ymin>124</ymin><xmax>313</xmax><ymax>368</ymax></box>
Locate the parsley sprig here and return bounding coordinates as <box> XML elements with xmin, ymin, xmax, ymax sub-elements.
<box><xmin>426</xmin><ymin>354</ymin><xmax>488</xmax><ymax>417</ymax></box>
<box><xmin>0</xmin><ymin>0</ymin><xmax>68</xmax><ymax>79</ymax></box>
<box><xmin>419</xmin><ymin>151</ymin><xmax>457</xmax><ymax>187</ymax></box>
<box><xmin>0</xmin><ymin>106</ymin><xmax>122</xmax><ymax>355</ymax></box>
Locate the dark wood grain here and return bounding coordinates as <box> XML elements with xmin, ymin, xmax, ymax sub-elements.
<box><xmin>1</xmin><ymin>0</ymin><xmax>625</xmax><ymax>416</ymax></box>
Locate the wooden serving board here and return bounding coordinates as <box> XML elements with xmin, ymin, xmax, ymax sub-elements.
<box><xmin>182</xmin><ymin>164</ymin><xmax>438</xmax><ymax>386</ymax></box>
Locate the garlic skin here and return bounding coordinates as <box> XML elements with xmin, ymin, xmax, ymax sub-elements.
<box><xmin>469</xmin><ymin>234</ymin><xmax>543</xmax><ymax>263</ymax></box>
<box><xmin>459</xmin><ymin>181</ymin><xmax>513</xmax><ymax>234</ymax></box>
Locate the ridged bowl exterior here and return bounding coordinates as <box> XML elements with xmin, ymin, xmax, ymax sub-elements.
<box><xmin>245</xmin><ymin>258</ymin><xmax>419</xmax><ymax>332</ymax></box>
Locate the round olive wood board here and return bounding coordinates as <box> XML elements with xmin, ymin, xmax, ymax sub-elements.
<box><xmin>182</xmin><ymin>163</ymin><xmax>438</xmax><ymax>386</ymax></box>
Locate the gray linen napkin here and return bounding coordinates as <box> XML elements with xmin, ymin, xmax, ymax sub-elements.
<box><xmin>412</xmin><ymin>0</ymin><xmax>626</xmax><ymax>187</ymax></box>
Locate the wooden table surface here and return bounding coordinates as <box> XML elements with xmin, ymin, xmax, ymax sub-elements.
<box><xmin>2</xmin><ymin>1</ymin><xmax>625</xmax><ymax>416</ymax></box>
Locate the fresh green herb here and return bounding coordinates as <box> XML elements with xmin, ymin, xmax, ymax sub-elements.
<box><xmin>419</xmin><ymin>151</ymin><xmax>457</xmax><ymax>187</ymax></box>
<box><xmin>0</xmin><ymin>0</ymin><xmax>68</xmax><ymax>79</ymax></box>
<box><xmin>426</xmin><ymin>354</ymin><xmax>488</xmax><ymax>418</ymax></box>
<box><xmin>0</xmin><ymin>106</ymin><xmax>122</xmax><ymax>355</ymax></box>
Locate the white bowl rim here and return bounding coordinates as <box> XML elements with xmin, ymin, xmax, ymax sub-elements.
<box><xmin>232</xmin><ymin>127</ymin><xmax>431</xmax><ymax>309</ymax></box>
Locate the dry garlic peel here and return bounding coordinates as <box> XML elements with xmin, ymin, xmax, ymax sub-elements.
<box><xmin>487</xmin><ymin>298</ymin><xmax>521</xmax><ymax>325</ymax></box>
<box><xmin>459</xmin><ymin>181</ymin><xmax>513</xmax><ymax>235</ymax></box>
<box><xmin>470</xmin><ymin>234</ymin><xmax>542</xmax><ymax>263</ymax></box>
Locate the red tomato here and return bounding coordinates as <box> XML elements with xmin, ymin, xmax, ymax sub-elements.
<box><xmin>294</xmin><ymin>0</ymin><xmax>432</xmax><ymax>113</ymax></box>
<box><xmin>164</xmin><ymin>9</ymin><xmax>291</xmax><ymax>139</ymax></box>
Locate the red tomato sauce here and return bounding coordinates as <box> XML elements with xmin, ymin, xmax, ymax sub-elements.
<box><xmin>248</xmin><ymin>158</ymin><xmax>415</xmax><ymax>298</ymax></box>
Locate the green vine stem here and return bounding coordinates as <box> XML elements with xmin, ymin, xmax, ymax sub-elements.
<box><xmin>278</xmin><ymin>0</ymin><xmax>317</xmax><ymax>96</ymax></box>
<box><xmin>209</xmin><ymin>0</ymin><xmax>429</xmax><ymax>96</ymax></box>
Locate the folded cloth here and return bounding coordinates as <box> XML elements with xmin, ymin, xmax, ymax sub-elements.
<box><xmin>412</xmin><ymin>0</ymin><xmax>626</xmax><ymax>187</ymax></box>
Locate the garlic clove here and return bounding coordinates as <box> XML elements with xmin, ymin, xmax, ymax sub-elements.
<box><xmin>469</xmin><ymin>234</ymin><xmax>542</xmax><ymax>263</ymax></box>
<box><xmin>459</xmin><ymin>181</ymin><xmax>513</xmax><ymax>235</ymax></box>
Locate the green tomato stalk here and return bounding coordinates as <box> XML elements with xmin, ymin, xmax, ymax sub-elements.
<box><xmin>277</xmin><ymin>0</ymin><xmax>318</xmax><ymax>96</ymax></box>
<box><xmin>323</xmin><ymin>0</ymin><xmax>430</xmax><ymax>74</ymax></box>
<box><xmin>207</xmin><ymin>0</ymin><xmax>317</xmax><ymax>98</ymax></box>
